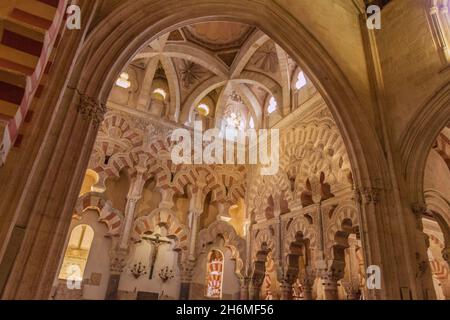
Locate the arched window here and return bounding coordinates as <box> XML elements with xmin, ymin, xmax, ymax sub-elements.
<box><xmin>429</xmin><ymin>0</ymin><xmax>450</xmax><ymax>65</ymax></box>
<box><xmin>116</xmin><ymin>72</ymin><xmax>131</xmax><ymax>88</ymax></box>
<box><xmin>58</xmin><ymin>224</ymin><xmax>94</xmax><ymax>281</ymax></box>
<box><xmin>295</xmin><ymin>71</ymin><xmax>307</xmax><ymax>90</ymax></box>
<box><xmin>267</xmin><ymin>97</ymin><xmax>277</xmax><ymax>114</ymax></box>
<box><xmin>205</xmin><ymin>249</ymin><xmax>224</xmax><ymax>299</ymax></box>
<box><xmin>249</xmin><ymin>117</ymin><xmax>255</xmax><ymax>129</ymax></box>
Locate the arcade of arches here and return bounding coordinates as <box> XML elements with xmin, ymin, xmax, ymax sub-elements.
<box><xmin>0</xmin><ymin>0</ymin><xmax>449</xmax><ymax>300</ymax></box>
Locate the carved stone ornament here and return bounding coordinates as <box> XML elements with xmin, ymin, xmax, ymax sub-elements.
<box><xmin>77</xmin><ymin>94</ymin><xmax>107</xmax><ymax>127</ymax></box>
<box><xmin>355</xmin><ymin>187</ymin><xmax>381</xmax><ymax>205</ymax></box>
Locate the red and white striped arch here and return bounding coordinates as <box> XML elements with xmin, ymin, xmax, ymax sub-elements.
<box><xmin>0</xmin><ymin>0</ymin><xmax>67</xmax><ymax>165</ymax></box>
<box><xmin>74</xmin><ymin>192</ymin><xmax>123</xmax><ymax>237</ymax></box>
<box><xmin>132</xmin><ymin>208</ymin><xmax>189</xmax><ymax>251</ymax></box>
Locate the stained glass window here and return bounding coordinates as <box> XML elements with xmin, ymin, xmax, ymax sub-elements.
<box><xmin>205</xmin><ymin>249</ymin><xmax>224</xmax><ymax>299</ymax></box>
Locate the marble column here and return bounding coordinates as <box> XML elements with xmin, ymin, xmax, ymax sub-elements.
<box><xmin>179</xmin><ymin>186</ymin><xmax>205</xmax><ymax>300</ymax></box>
<box><xmin>302</xmin><ymin>283</ymin><xmax>314</xmax><ymax>300</ymax></box>
<box><xmin>119</xmin><ymin>164</ymin><xmax>147</xmax><ymax>250</ymax></box>
<box><xmin>0</xmin><ymin>92</ymin><xmax>106</xmax><ymax>299</ymax></box>
<box><xmin>342</xmin><ymin>238</ymin><xmax>362</xmax><ymax>300</ymax></box>
<box><xmin>249</xmin><ymin>282</ymin><xmax>261</xmax><ymax>300</ymax></box>
<box><xmin>322</xmin><ymin>272</ymin><xmax>340</xmax><ymax>300</ymax></box>
<box><xmin>239</xmin><ymin>277</ymin><xmax>250</xmax><ymax>300</ymax></box>
<box><xmin>0</xmin><ymin>0</ymin><xmax>100</xmax><ymax>299</ymax></box>
<box><xmin>179</xmin><ymin>260</ymin><xmax>195</xmax><ymax>300</ymax></box>
<box><xmin>302</xmin><ymin>269</ymin><xmax>316</xmax><ymax>300</ymax></box>
<box><xmin>105</xmin><ymin>249</ymin><xmax>127</xmax><ymax>300</ymax></box>
<box><xmin>280</xmin><ymin>281</ymin><xmax>294</xmax><ymax>300</ymax></box>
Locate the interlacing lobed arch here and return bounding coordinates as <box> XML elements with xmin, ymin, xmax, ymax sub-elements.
<box><xmin>247</xmin><ymin>106</ymin><xmax>353</xmax><ymax>220</ymax></box>
<box><xmin>196</xmin><ymin>220</ymin><xmax>246</xmax><ymax>277</ymax></box>
<box><xmin>74</xmin><ymin>192</ymin><xmax>124</xmax><ymax>237</ymax></box>
<box><xmin>132</xmin><ymin>208</ymin><xmax>189</xmax><ymax>252</ymax></box>
<box><xmin>87</xmin><ymin>111</ymin><xmax>247</xmax><ymax>200</ymax></box>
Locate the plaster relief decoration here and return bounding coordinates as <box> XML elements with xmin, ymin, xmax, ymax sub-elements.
<box><xmin>179</xmin><ymin>60</ymin><xmax>206</xmax><ymax>89</ymax></box>
<box><xmin>183</xmin><ymin>22</ymin><xmax>254</xmax><ymax>51</ymax></box>
<box><xmin>250</xmin><ymin>42</ymin><xmax>279</xmax><ymax>73</ymax></box>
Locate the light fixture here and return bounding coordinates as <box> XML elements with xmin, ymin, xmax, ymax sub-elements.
<box><xmin>197</xmin><ymin>103</ymin><xmax>210</xmax><ymax>116</ymax></box>
<box><xmin>267</xmin><ymin>96</ymin><xmax>277</xmax><ymax>114</ymax></box>
<box><xmin>219</xmin><ymin>214</ymin><xmax>232</xmax><ymax>222</ymax></box>
<box><xmin>295</xmin><ymin>71</ymin><xmax>307</xmax><ymax>90</ymax></box>
<box><xmin>116</xmin><ymin>72</ymin><xmax>131</xmax><ymax>89</ymax></box>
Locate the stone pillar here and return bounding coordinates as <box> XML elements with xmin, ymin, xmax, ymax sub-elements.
<box><xmin>0</xmin><ymin>90</ymin><xmax>106</xmax><ymax>299</ymax></box>
<box><xmin>187</xmin><ymin>210</ymin><xmax>201</xmax><ymax>260</ymax></box>
<box><xmin>249</xmin><ymin>282</ymin><xmax>261</xmax><ymax>300</ymax></box>
<box><xmin>187</xmin><ymin>184</ymin><xmax>205</xmax><ymax>260</ymax></box>
<box><xmin>179</xmin><ymin>260</ymin><xmax>195</xmax><ymax>300</ymax></box>
<box><xmin>341</xmin><ymin>238</ymin><xmax>362</xmax><ymax>300</ymax></box>
<box><xmin>239</xmin><ymin>277</ymin><xmax>250</xmax><ymax>300</ymax></box>
<box><xmin>105</xmin><ymin>249</ymin><xmax>127</xmax><ymax>300</ymax></box>
<box><xmin>178</xmin><ymin>185</ymin><xmax>205</xmax><ymax>300</ymax></box>
<box><xmin>280</xmin><ymin>281</ymin><xmax>293</xmax><ymax>300</ymax></box>
<box><xmin>341</xmin><ymin>281</ymin><xmax>361</xmax><ymax>300</ymax></box>
<box><xmin>178</xmin><ymin>211</ymin><xmax>201</xmax><ymax>300</ymax></box>
<box><xmin>302</xmin><ymin>283</ymin><xmax>314</xmax><ymax>300</ymax></box>
<box><xmin>322</xmin><ymin>272</ymin><xmax>340</xmax><ymax>300</ymax></box>
<box><xmin>119</xmin><ymin>164</ymin><xmax>147</xmax><ymax>250</ymax></box>
<box><xmin>302</xmin><ymin>269</ymin><xmax>316</xmax><ymax>300</ymax></box>
<box><xmin>158</xmin><ymin>189</ymin><xmax>175</xmax><ymax>212</ymax></box>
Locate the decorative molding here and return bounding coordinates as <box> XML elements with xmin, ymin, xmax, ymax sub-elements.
<box><xmin>77</xmin><ymin>94</ymin><xmax>107</xmax><ymax>127</ymax></box>
<box><xmin>355</xmin><ymin>187</ymin><xmax>381</xmax><ymax>205</ymax></box>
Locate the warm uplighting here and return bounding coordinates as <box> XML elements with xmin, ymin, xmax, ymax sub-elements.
<box><xmin>116</xmin><ymin>72</ymin><xmax>131</xmax><ymax>89</ymax></box>
<box><xmin>197</xmin><ymin>103</ymin><xmax>210</xmax><ymax>116</ymax></box>
<box><xmin>267</xmin><ymin>96</ymin><xmax>277</xmax><ymax>114</ymax></box>
<box><xmin>153</xmin><ymin>88</ymin><xmax>167</xmax><ymax>100</ymax></box>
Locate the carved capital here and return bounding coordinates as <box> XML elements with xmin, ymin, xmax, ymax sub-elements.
<box><xmin>278</xmin><ymin>267</ymin><xmax>299</xmax><ymax>285</ymax></box>
<box><xmin>110</xmin><ymin>250</ymin><xmax>128</xmax><ymax>274</ymax></box>
<box><xmin>77</xmin><ymin>94</ymin><xmax>107</xmax><ymax>127</ymax></box>
<box><xmin>362</xmin><ymin>187</ymin><xmax>381</xmax><ymax>205</ymax></box>
<box><xmin>239</xmin><ymin>276</ymin><xmax>251</xmax><ymax>288</ymax></box>
<box><xmin>180</xmin><ymin>260</ymin><xmax>196</xmax><ymax>282</ymax></box>
<box><xmin>411</xmin><ymin>202</ymin><xmax>428</xmax><ymax>216</ymax></box>
<box><xmin>415</xmin><ymin>252</ymin><xmax>429</xmax><ymax>278</ymax></box>
<box><xmin>354</xmin><ymin>186</ymin><xmax>382</xmax><ymax>205</ymax></box>
<box><xmin>411</xmin><ymin>202</ymin><xmax>429</xmax><ymax>228</ymax></box>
